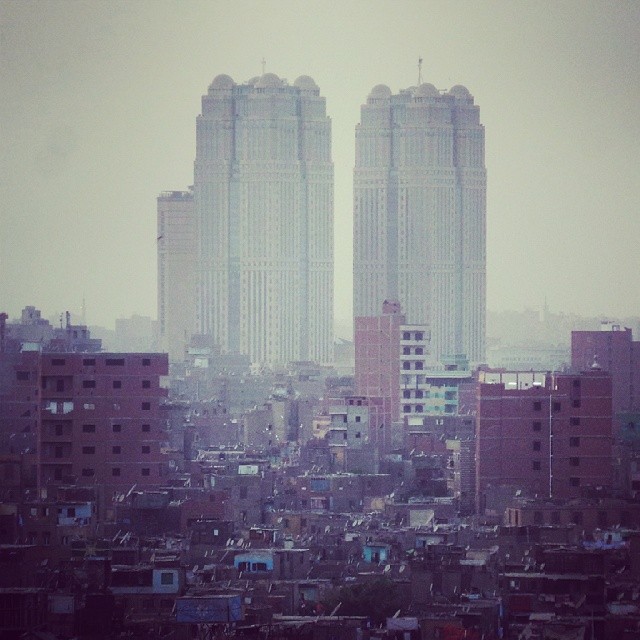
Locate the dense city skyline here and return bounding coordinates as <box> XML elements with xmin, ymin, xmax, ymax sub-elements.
<box><xmin>2</xmin><ymin>1</ymin><xmax>639</xmax><ymax>332</ymax></box>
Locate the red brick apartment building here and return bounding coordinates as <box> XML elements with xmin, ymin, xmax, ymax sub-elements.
<box><xmin>476</xmin><ymin>369</ymin><xmax>612</xmax><ymax>514</ymax></box>
<box><xmin>33</xmin><ymin>352</ymin><xmax>168</xmax><ymax>505</ymax></box>
<box><xmin>572</xmin><ymin>322</ymin><xmax>640</xmax><ymax>414</ymax></box>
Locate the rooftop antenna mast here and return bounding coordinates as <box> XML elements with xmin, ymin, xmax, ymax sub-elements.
<box><xmin>417</xmin><ymin>56</ymin><xmax>423</xmax><ymax>85</ymax></box>
<box><xmin>261</xmin><ymin>57</ymin><xmax>266</xmax><ymax>75</ymax></box>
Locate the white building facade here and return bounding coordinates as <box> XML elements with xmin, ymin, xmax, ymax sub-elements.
<box><xmin>353</xmin><ymin>83</ymin><xmax>486</xmax><ymax>364</ymax></box>
<box><xmin>195</xmin><ymin>73</ymin><xmax>333</xmax><ymax>366</ymax></box>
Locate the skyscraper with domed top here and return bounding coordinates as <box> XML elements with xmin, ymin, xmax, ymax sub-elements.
<box><xmin>353</xmin><ymin>82</ymin><xmax>486</xmax><ymax>364</ymax></box>
<box><xmin>195</xmin><ymin>73</ymin><xmax>333</xmax><ymax>366</ymax></box>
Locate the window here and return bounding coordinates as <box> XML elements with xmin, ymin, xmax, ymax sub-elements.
<box><xmin>415</xmin><ymin>347</ymin><xmax>423</xmax><ymax>355</ymax></box>
<box><xmin>142</xmin><ymin>380</ymin><xmax>151</xmax><ymax>389</ymax></box>
<box><xmin>402</xmin><ymin>332</ymin><xmax>410</xmax><ymax>340</ymax></box>
<box><xmin>355</xmin><ymin>432</ymin><xmax>361</xmax><ymax>439</ymax></box>
<box><xmin>402</xmin><ymin>362</ymin><xmax>410</xmax><ymax>370</ymax></box>
<box><xmin>142</xmin><ymin>358</ymin><xmax>151</xmax><ymax>366</ymax></box>
<box><xmin>112</xmin><ymin>380</ymin><xmax>122</xmax><ymax>389</ymax></box>
<box><xmin>415</xmin><ymin>405</ymin><xmax>423</xmax><ymax>413</ymax></box>
<box><xmin>570</xmin><ymin>457</ymin><xmax>580</xmax><ymax>466</ymax></box>
<box><xmin>403</xmin><ymin>347</ymin><xmax>410</xmax><ymax>355</ymax></box>
<box><xmin>551</xmin><ymin>511</ymin><xmax>560</xmax><ymax>524</ymax></box>
<box><xmin>81</xmin><ymin>468</ymin><xmax>95</xmax><ymax>477</ymax></box>
<box><xmin>112</xmin><ymin>446</ymin><xmax>121</xmax><ymax>454</ymax></box>
<box><xmin>533</xmin><ymin>421</ymin><xmax>542</xmax><ymax>432</ymax></box>
<box><xmin>55</xmin><ymin>445</ymin><xmax>63</xmax><ymax>458</ymax></box>
<box><xmin>532</xmin><ymin>460</ymin><xmax>541</xmax><ymax>471</ymax></box>
<box><xmin>355</xmin><ymin>416</ymin><xmax>361</xmax><ymax>423</ymax></box>
<box><xmin>51</xmin><ymin>358</ymin><xmax>66</xmax><ymax>366</ymax></box>
<box><xmin>113</xmin><ymin>424</ymin><xmax>122</xmax><ymax>433</ymax></box>
<box><xmin>142</xmin><ymin>402</ymin><xmax>151</xmax><ymax>410</ymax></box>
<box><xmin>142</xmin><ymin>424</ymin><xmax>150</xmax><ymax>432</ymax></box>
<box><xmin>105</xmin><ymin>358</ymin><xmax>125</xmax><ymax>366</ymax></box>
<box><xmin>415</xmin><ymin>362</ymin><xmax>423</xmax><ymax>370</ymax></box>
<box><xmin>160</xmin><ymin>572</ymin><xmax>174</xmax><ymax>585</ymax></box>
<box><xmin>16</xmin><ymin>371</ymin><xmax>30</xmax><ymax>381</ymax></box>
<box><xmin>55</xmin><ymin>424</ymin><xmax>64</xmax><ymax>436</ymax></box>
<box><xmin>403</xmin><ymin>390</ymin><xmax>411</xmax><ymax>398</ymax></box>
<box><xmin>83</xmin><ymin>358</ymin><xmax>96</xmax><ymax>366</ymax></box>
<box><xmin>403</xmin><ymin>405</ymin><xmax>411</xmax><ymax>413</ymax></box>
<box><xmin>570</xmin><ymin>477</ymin><xmax>580</xmax><ymax>487</ymax></box>
<box><xmin>415</xmin><ymin>390</ymin><xmax>423</xmax><ymax>399</ymax></box>
<box><xmin>83</xmin><ymin>403</ymin><xmax>95</xmax><ymax>410</ymax></box>
<box><xmin>570</xmin><ymin>437</ymin><xmax>580</xmax><ymax>447</ymax></box>
<box><xmin>572</xmin><ymin>399</ymin><xmax>581</xmax><ymax>408</ymax></box>
<box><xmin>82</xmin><ymin>424</ymin><xmax>95</xmax><ymax>433</ymax></box>
<box><xmin>553</xmin><ymin>401</ymin><xmax>561</xmax><ymax>412</ymax></box>
<box><xmin>112</xmin><ymin>468</ymin><xmax>121</xmax><ymax>476</ymax></box>
<box><xmin>415</xmin><ymin>332</ymin><xmax>423</xmax><ymax>340</ymax></box>
<box><xmin>570</xmin><ymin>417</ymin><xmax>580</xmax><ymax>426</ymax></box>
<box><xmin>533</xmin><ymin>441</ymin><xmax>541</xmax><ymax>451</ymax></box>
<box><xmin>141</xmin><ymin>445</ymin><xmax>150</xmax><ymax>454</ymax></box>
<box><xmin>82</xmin><ymin>446</ymin><xmax>95</xmax><ymax>454</ymax></box>
<box><xmin>82</xmin><ymin>380</ymin><xmax>96</xmax><ymax>389</ymax></box>
<box><xmin>56</xmin><ymin>379</ymin><xmax>64</xmax><ymax>392</ymax></box>
<box><xmin>141</xmin><ymin>468</ymin><xmax>150</xmax><ymax>476</ymax></box>
<box><xmin>572</xmin><ymin>511</ymin><xmax>583</xmax><ymax>525</ymax></box>
<box><xmin>533</xmin><ymin>511</ymin><xmax>543</xmax><ymax>525</ymax></box>
<box><xmin>533</xmin><ymin>401</ymin><xmax>542</xmax><ymax>411</ymax></box>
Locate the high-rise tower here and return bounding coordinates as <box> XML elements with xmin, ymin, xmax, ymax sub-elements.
<box><xmin>195</xmin><ymin>73</ymin><xmax>334</xmax><ymax>365</ymax></box>
<box><xmin>353</xmin><ymin>82</ymin><xmax>486</xmax><ymax>364</ymax></box>
<box><xmin>157</xmin><ymin>189</ymin><xmax>196</xmax><ymax>363</ymax></box>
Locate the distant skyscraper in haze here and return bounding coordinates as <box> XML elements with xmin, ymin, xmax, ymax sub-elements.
<box><xmin>195</xmin><ymin>73</ymin><xmax>333</xmax><ymax>365</ymax></box>
<box><xmin>353</xmin><ymin>82</ymin><xmax>486</xmax><ymax>364</ymax></box>
<box><xmin>157</xmin><ymin>189</ymin><xmax>196</xmax><ymax>362</ymax></box>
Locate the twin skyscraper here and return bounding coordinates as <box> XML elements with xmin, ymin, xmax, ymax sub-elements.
<box><xmin>158</xmin><ymin>73</ymin><xmax>486</xmax><ymax>367</ymax></box>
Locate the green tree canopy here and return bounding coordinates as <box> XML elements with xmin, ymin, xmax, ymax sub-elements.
<box><xmin>321</xmin><ymin>577</ymin><xmax>405</xmax><ymax>625</ymax></box>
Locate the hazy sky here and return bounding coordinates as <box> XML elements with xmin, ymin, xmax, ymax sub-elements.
<box><xmin>1</xmin><ymin>0</ymin><xmax>639</xmax><ymax>334</ymax></box>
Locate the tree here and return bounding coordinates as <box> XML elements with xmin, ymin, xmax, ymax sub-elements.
<box><xmin>321</xmin><ymin>577</ymin><xmax>405</xmax><ymax>625</ymax></box>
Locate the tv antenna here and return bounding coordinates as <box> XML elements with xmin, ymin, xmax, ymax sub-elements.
<box><xmin>418</xmin><ymin>56</ymin><xmax>423</xmax><ymax>85</ymax></box>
